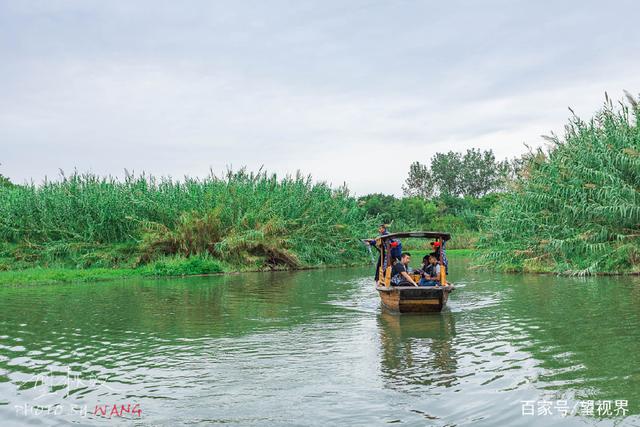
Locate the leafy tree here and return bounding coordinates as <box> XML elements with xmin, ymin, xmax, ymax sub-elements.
<box><xmin>430</xmin><ymin>151</ymin><xmax>464</xmax><ymax>196</ymax></box>
<box><xmin>358</xmin><ymin>193</ymin><xmax>399</xmax><ymax>224</ymax></box>
<box><xmin>436</xmin><ymin>193</ymin><xmax>501</xmax><ymax>230</ymax></box>
<box><xmin>396</xmin><ymin>197</ymin><xmax>438</xmax><ymax>227</ymax></box>
<box><xmin>358</xmin><ymin>194</ymin><xmax>438</xmax><ymax>229</ymax></box>
<box><xmin>402</xmin><ymin>162</ymin><xmax>433</xmax><ymax>198</ymax></box>
<box><xmin>459</xmin><ymin>148</ymin><xmax>510</xmax><ymax>197</ymax></box>
<box><xmin>404</xmin><ymin>148</ymin><xmax>509</xmax><ymax>198</ymax></box>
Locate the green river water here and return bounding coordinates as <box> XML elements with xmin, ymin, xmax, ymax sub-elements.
<box><xmin>0</xmin><ymin>256</ymin><xmax>639</xmax><ymax>426</ymax></box>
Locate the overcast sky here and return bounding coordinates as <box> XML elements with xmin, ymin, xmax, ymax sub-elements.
<box><xmin>1</xmin><ymin>0</ymin><xmax>639</xmax><ymax>195</ymax></box>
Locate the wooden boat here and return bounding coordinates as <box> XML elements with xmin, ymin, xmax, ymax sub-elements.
<box><xmin>370</xmin><ymin>231</ymin><xmax>454</xmax><ymax>313</ymax></box>
<box><xmin>377</xmin><ymin>284</ymin><xmax>454</xmax><ymax>313</ymax></box>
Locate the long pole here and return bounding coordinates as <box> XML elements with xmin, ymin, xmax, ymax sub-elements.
<box><xmin>361</xmin><ymin>239</ymin><xmax>376</xmax><ymax>265</ymax></box>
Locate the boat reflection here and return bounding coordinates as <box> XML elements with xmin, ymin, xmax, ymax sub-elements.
<box><xmin>378</xmin><ymin>310</ymin><xmax>458</xmax><ymax>390</ymax></box>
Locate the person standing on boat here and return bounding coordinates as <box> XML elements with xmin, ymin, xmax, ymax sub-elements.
<box><xmin>391</xmin><ymin>253</ymin><xmax>418</xmax><ymax>286</ymax></box>
<box><xmin>365</xmin><ymin>224</ymin><xmax>392</xmax><ymax>281</ymax></box>
<box><xmin>419</xmin><ymin>254</ymin><xmax>441</xmax><ymax>286</ymax></box>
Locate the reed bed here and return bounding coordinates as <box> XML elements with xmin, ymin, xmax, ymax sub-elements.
<box><xmin>477</xmin><ymin>93</ymin><xmax>640</xmax><ymax>275</ymax></box>
<box><xmin>0</xmin><ymin>169</ymin><xmax>377</xmax><ymax>271</ymax></box>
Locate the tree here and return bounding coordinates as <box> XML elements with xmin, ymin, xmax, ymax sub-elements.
<box><xmin>358</xmin><ymin>193</ymin><xmax>438</xmax><ymax>228</ymax></box>
<box><xmin>404</xmin><ymin>148</ymin><xmax>509</xmax><ymax>198</ymax></box>
<box><xmin>459</xmin><ymin>148</ymin><xmax>510</xmax><ymax>197</ymax></box>
<box><xmin>402</xmin><ymin>162</ymin><xmax>433</xmax><ymax>198</ymax></box>
<box><xmin>396</xmin><ymin>197</ymin><xmax>438</xmax><ymax>227</ymax></box>
<box><xmin>430</xmin><ymin>151</ymin><xmax>464</xmax><ymax>196</ymax></box>
<box><xmin>358</xmin><ymin>193</ymin><xmax>399</xmax><ymax>224</ymax></box>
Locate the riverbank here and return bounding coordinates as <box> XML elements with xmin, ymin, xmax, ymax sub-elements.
<box><xmin>0</xmin><ymin>249</ymin><xmax>475</xmax><ymax>285</ymax></box>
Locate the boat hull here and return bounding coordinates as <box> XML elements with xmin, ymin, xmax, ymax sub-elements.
<box><xmin>377</xmin><ymin>285</ymin><xmax>454</xmax><ymax>313</ymax></box>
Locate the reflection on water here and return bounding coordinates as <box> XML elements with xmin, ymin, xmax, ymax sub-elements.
<box><xmin>378</xmin><ymin>311</ymin><xmax>458</xmax><ymax>390</ymax></box>
<box><xmin>0</xmin><ymin>258</ymin><xmax>639</xmax><ymax>426</ymax></box>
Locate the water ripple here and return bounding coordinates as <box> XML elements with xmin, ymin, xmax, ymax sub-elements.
<box><xmin>0</xmin><ymin>264</ymin><xmax>638</xmax><ymax>425</ymax></box>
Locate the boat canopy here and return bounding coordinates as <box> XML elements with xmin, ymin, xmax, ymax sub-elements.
<box><xmin>378</xmin><ymin>231</ymin><xmax>451</xmax><ymax>242</ymax></box>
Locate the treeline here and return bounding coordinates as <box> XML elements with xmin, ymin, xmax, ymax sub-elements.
<box><xmin>403</xmin><ymin>148</ymin><xmax>513</xmax><ymax>198</ymax></box>
<box><xmin>358</xmin><ymin>193</ymin><xmax>500</xmax><ymax>249</ymax></box>
<box><xmin>359</xmin><ymin>147</ymin><xmax>511</xmax><ymax>248</ymax></box>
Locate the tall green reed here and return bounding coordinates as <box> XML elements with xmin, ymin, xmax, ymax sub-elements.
<box><xmin>0</xmin><ymin>169</ymin><xmax>377</xmax><ymax>269</ymax></box>
<box><xmin>478</xmin><ymin>93</ymin><xmax>640</xmax><ymax>275</ymax></box>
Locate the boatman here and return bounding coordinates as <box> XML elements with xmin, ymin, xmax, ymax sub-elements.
<box><xmin>365</xmin><ymin>224</ymin><xmax>404</xmax><ymax>281</ymax></box>
<box><xmin>365</xmin><ymin>224</ymin><xmax>389</xmax><ymax>281</ymax></box>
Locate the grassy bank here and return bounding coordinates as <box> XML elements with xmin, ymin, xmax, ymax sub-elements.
<box><xmin>0</xmin><ymin>252</ymin><xmax>230</xmax><ymax>285</ymax></box>
<box><xmin>0</xmin><ymin>249</ymin><xmax>476</xmax><ymax>286</ymax></box>
<box><xmin>0</xmin><ymin>166</ymin><xmax>486</xmax><ymax>286</ymax></box>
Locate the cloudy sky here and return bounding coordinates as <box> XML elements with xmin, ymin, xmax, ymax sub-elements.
<box><xmin>1</xmin><ymin>0</ymin><xmax>639</xmax><ymax>195</ymax></box>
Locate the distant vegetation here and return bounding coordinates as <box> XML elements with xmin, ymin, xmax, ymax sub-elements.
<box><xmin>403</xmin><ymin>148</ymin><xmax>511</xmax><ymax>198</ymax></box>
<box><xmin>0</xmin><ymin>146</ymin><xmax>515</xmax><ymax>283</ymax></box>
<box><xmin>358</xmin><ymin>193</ymin><xmax>500</xmax><ymax>249</ymax></box>
<box><xmin>359</xmin><ymin>147</ymin><xmax>510</xmax><ymax>249</ymax></box>
<box><xmin>477</xmin><ymin>93</ymin><xmax>640</xmax><ymax>275</ymax></box>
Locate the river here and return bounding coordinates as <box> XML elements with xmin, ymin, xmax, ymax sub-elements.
<box><xmin>0</xmin><ymin>256</ymin><xmax>639</xmax><ymax>426</ymax></box>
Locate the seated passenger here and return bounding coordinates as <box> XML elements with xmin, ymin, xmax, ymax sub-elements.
<box><xmin>429</xmin><ymin>240</ymin><xmax>448</xmax><ymax>273</ymax></box>
<box><xmin>418</xmin><ymin>254</ymin><xmax>441</xmax><ymax>286</ymax></box>
<box><xmin>390</xmin><ymin>253</ymin><xmax>418</xmax><ymax>287</ymax></box>
<box><xmin>411</xmin><ymin>257</ymin><xmax>427</xmax><ymax>281</ymax></box>
<box><xmin>418</xmin><ymin>254</ymin><xmax>430</xmax><ymax>272</ymax></box>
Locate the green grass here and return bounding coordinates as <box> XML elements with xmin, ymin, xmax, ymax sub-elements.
<box><xmin>0</xmin><ymin>267</ymin><xmax>141</xmax><ymax>286</ymax></box>
<box><xmin>0</xmin><ymin>254</ymin><xmax>225</xmax><ymax>286</ymax></box>
<box><xmin>443</xmin><ymin>248</ymin><xmax>476</xmax><ymax>257</ymax></box>
<box><xmin>0</xmin><ymin>249</ymin><xmax>479</xmax><ymax>286</ymax></box>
